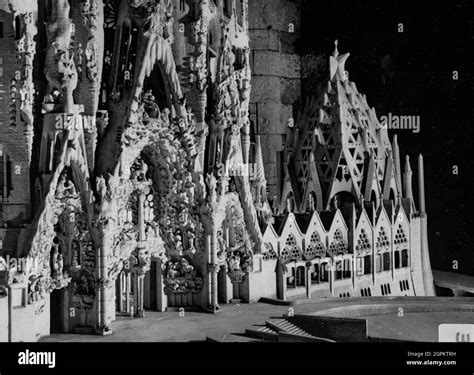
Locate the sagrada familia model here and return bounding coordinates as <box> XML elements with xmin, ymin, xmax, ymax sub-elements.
<box><xmin>0</xmin><ymin>0</ymin><xmax>435</xmax><ymax>341</ymax></box>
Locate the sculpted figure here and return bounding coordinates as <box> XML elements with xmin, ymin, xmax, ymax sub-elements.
<box><xmin>44</xmin><ymin>0</ymin><xmax>78</xmax><ymax>113</ymax></box>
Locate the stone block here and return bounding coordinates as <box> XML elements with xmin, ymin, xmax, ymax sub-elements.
<box><xmin>249</xmin><ymin>29</ymin><xmax>280</xmax><ymax>52</ymax></box>
<box><xmin>250</xmin><ymin>76</ymin><xmax>282</xmax><ymax>103</ymax></box>
<box><xmin>249</xmin><ymin>0</ymin><xmax>301</xmax><ymax>33</ymax></box>
<box><xmin>252</xmin><ymin>51</ymin><xmax>301</xmax><ymax>79</ymax></box>
<box><xmin>256</xmin><ymin>102</ymin><xmax>293</xmax><ymax>135</ymax></box>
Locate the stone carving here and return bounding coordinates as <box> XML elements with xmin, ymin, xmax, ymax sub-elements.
<box><xmin>44</xmin><ymin>0</ymin><xmax>78</xmax><ymax>114</ymax></box>
<box><xmin>164</xmin><ymin>259</ymin><xmax>203</xmax><ymax>294</ymax></box>
<box><xmin>18</xmin><ymin>0</ymin><xmax>273</xmax><ymax>332</ymax></box>
<box><xmin>15</xmin><ymin>11</ymin><xmax>37</xmax><ymax>161</ymax></box>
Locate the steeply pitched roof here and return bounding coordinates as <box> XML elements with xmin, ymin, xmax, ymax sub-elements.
<box><xmin>294</xmin><ymin>212</ymin><xmax>312</xmax><ymax>234</ymax></box>
<box><xmin>319</xmin><ymin>210</ymin><xmax>337</xmax><ymax>231</ymax></box>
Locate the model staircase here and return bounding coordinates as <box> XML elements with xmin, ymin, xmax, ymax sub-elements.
<box><xmin>245</xmin><ymin>317</ymin><xmax>335</xmax><ymax>342</ymax></box>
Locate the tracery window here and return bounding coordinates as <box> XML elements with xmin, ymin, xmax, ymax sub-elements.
<box><xmin>305</xmin><ymin>231</ymin><xmax>325</xmax><ymax>260</ymax></box>
<box><xmin>394</xmin><ymin>224</ymin><xmax>408</xmax><ymax>247</ymax></box>
<box><xmin>355</xmin><ymin>228</ymin><xmax>371</xmax><ymax>254</ymax></box>
<box><xmin>262</xmin><ymin>243</ymin><xmax>277</xmax><ymax>261</ymax></box>
<box><xmin>328</xmin><ymin>228</ymin><xmax>347</xmax><ymax>256</ymax></box>
<box><xmin>280</xmin><ymin>234</ymin><xmax>301</xmax><ymax>263</ymax></box>
<box><xmin>376</xmin><ymin>226</ymin><xmax>390</xmax><ymax>252</ymax></box>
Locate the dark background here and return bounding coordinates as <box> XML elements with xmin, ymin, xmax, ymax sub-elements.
<box><xmin>300</xmin><ymin>0</ymin><xmax>474</xmax><ymax>275</ymax></box>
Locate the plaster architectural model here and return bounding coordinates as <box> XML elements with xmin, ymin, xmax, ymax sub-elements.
<box><xmin>0</xmin><ymin>0</ymin><xmax>435</xmax><ymax>341</ymax></box>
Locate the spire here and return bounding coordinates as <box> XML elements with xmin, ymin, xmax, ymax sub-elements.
<box><xmin>418</xmin><ymin>154</ymin><xmax>426</xmax><ymax>213</ymax></box>
<box><xmin>329</xmin><ymin>40</ymin><xmax>350</xmax><ymax>82</ymax></box>
<box><xmin>333</xmin><ymin>39</ymin><xmax>339</xmax><ymax>57</ymax></box>
<box><xmin>254</xmin><ymin>135</ymin><xmax>267</xmax><ymax>201</ymax></box>
<box><xmin>392</xmin><ymin>135</ymin><xmax>402</xmax><ymax>197</ymax></box>
<box><xmin>403</xmin><ymin>155</ymin><xmax>413</xmax><ymax>201</ymax></box>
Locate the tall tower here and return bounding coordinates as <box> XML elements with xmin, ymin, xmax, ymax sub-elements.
<box><xmin>248</xmin><ymin>0</ymin><xmax>302</xmax><ymax>202</ymax></box>
<box><xmin>0</xmin><ymin>4</ymin><xmax>37</xmax><ymax>257</ymax></box>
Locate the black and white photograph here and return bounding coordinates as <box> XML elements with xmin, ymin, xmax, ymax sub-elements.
<box><xmin>0</xmin><ymin>0</ymin><xmax>473</xmax><ymax>371</ymax></box>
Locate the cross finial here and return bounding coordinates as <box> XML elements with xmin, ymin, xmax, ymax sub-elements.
<box><xmin>333</xmin><ymin>39</ymin><xmax>339</xmax><ymax>57</ymax></box>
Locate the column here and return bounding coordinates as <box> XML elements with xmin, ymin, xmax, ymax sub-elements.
<box><xmin>208</xmin><ymin>233</ymin><xmax>221</xmax><ymax>312</ymax></box>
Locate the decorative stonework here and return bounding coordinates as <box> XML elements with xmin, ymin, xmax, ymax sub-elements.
<box><xmin>15</xmin><ymin>11</ymin><xmax>37</xmax><ymax>161</ymax></box>
<box><xmin>164</xmin><ymin>259</ymin><xmax>203</xmax><ymax>294</ymax></box>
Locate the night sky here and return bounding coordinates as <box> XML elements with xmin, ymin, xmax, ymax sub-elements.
<box><xmin>300</xmin><ymin>0</ymin><xmax>474</xmax><ymax>275</ymax></box>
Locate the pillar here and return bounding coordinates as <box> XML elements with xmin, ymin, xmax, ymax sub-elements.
<box><xmin>155</xmin><ymin>259</ymin><xmax>168</xmax><ymax>312</ymax></box>
<box><xmin>96</xmin><ymin>243</ymin><xmax>112</xmax><ymax>335</ymax></box>
<box><xmin>418</xmin><ymin>154</ymin><xmax>436</xmax><ymax>296</ymax></box>
<box><xmin>207</xmin><ymin>233</ymin><xmax>221</xmax><ymax>312</ymax></box>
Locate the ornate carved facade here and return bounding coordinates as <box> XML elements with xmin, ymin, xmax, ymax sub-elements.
<box><xmin>0</xmin><ymin>0</ymin><xmax>435</xmax><ymax>341</ymax></box>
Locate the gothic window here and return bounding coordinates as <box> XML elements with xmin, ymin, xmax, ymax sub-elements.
<box><xmin>281</xmin><ymin>234</ymin><xmax>301</xmax><ymax>263</ymax></box>
<box><xmin>236</xmin><ymin>0</ymin><xmax>243</xmax><ymax>26</ymax></box>
<box><xmin>363</xmin><ymin>255</ymin><xmax>371</xmax><ymax>275</ymax></box>
<box><xmin>376</xmin><ymin>254</ymin><xmax>382</xmax><ymax>273</ymax></box>
<box><xmin>343</xmin><ymin>258</ymin><xmax>351</xmax><ymax>278</ymax></box>
<box><xmin>370</xmin><ymin>190</ymin><xmax>377</xmax><ymax>204</ymax></box>
<box><xmin>286</xmin><ymin>267</ymin><xmax>295</xmax><ymax>289</ymax></box>
<box><xmin>233</xmin><ymin>47</ymin><xmax>244</xmax><ymax>70</ymax></box>
<box><xmin>311</xmin><ymin>263</ymin><xmax>320</xmax><ymax>284</ymax></box>
<box><xmin>383</xmin><ymin>252</ymin><xmax>391</xmax><ymax>271</ymax></box>
<box><xmin>329</xmin><ymin>228</ymin><xmax>347</xmax><ymax>256</ymax></box>
<box><xmin>306</xmin><ymin>231</ymin><xmax>325</xmax><ymax>259</ymax></box>
<box><xmin>401</xmin><ymin>249</ymin><xmax>409</xmax><ymax>268</ymax></box>
<box><xmin>376</xmin><ymin>227</ymin><xmax>390</xmax><ymax>253</ymax></box>
<box><xmin>223</xmin><ymin>0</ymin><xmax>232</xmax><ymax>18</ymax></box>
<box><xmin>335</xmin><ymin>260</ymin><xmax>343</xmax><ymax>280</ymax></box>
<box><xmin>296</xmin><ymin>266</ymin><xmax>305</xmax><ymax>287</ymax></box>
<box><xmin>15</xmin><ymin>16</ymin><xmax>21</xmax><ymax>40</ymax></box>
<box><xmin>356</xmin><ymin>228</ymin><xmax>370</xmax><ymax>254</ymax></box>
<box><xmin>389</xmin><ymin>188</ymin><xmax>396</xmax><ymax>202</ymax></box>
<box><xmin>356</xmin><ymin>257</ymin><xmax>363</xmax><ymax>276</ymax></box>
<box><xmin>262</xmin><ymin>243</ymin><xmax>277</xmax><ymax>261</ymax></box>
<box><xmin>285</xmin><ymin>191</ymin><xmax>295</xmax><ymax>213</ymax></box>
<box><xmin>394</xmin><ymin>250</ymin><xmax>401</xmax><ymax>269</ymax></box>
<box><xmin>320</xmin><ymin>262</ymin><xmax>329</xmax><ymax>282</ymax></box>
<box><xmin>0</xmin><ymin>151</ymin><xmax>13</xmax><ymax>198</ymax></box>
<box><xmin>395</xmin><ymin>225</ymin><xmax>408</xmax><ymax>247</ymax></box>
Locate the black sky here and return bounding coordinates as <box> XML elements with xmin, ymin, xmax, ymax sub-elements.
<box><xmin>300</xmin><ymin>0</ymin><xmax>474</xmax><ymax>275</ymax></box>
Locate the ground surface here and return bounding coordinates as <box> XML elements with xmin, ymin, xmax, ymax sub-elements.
<box><xmin>41</xmin><ymin>297</ymin><xmax>474</xmax><ymax>342</ymax></box>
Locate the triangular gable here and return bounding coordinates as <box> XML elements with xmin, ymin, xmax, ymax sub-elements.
<box><xmin>262</xmin><ymin>221</ymin><xmax>279</xmax><ymax>243</ymax></box>
<box><xmin>278</xmin><ymin>213</ymin><xmax>305</xmax><ymax>262</ymax></box>
<box><xmin>362</xmin><ymin>156</ymin><xmax>382</xmax><ymax>203</ymax></box>
<box><xmin>305</xmin><ymin>211</ymin><xmax>328</xmax><ymax>238</ymax></box>
<box><xmin>375</xmin><ymin>204</ymin><xmax>392</xmax><ymax>233</ymax></box>
<box><xmin>279</xmin><ymin>164</ymin><xmax>300</xmax><ymax>214</ymax></box>
<box><xmin>382</xmin><ymin>156</ymin><xmax>399</xmax><ymax>200</ymax></box>
<box><xmin>394</xmin><ymin>203</ymin><xmax>410</xmax><ymax>227</ymax></box>
<box><xmin>327</xmin><ymin>209</ymin><xmax>349</xmax><ymax>255</ymax></box>
<box><xmin>356</xmin><ymin>207</ymin><xmax>373</xmax><ymax>232</ymax></box>
<box><xmin>300</xmin><ymin>154</ymin><xmax>324</xmax><ymax>212</ymax></box>
<box><xmin>279</xmin><ymin>213</ymin><xmax>304</xmax><ymax>241</ymax></box>
<box><xmin>328</xmin><ymin>209</ymin><xmax>349</xmax><ymax>234</ymax></box>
